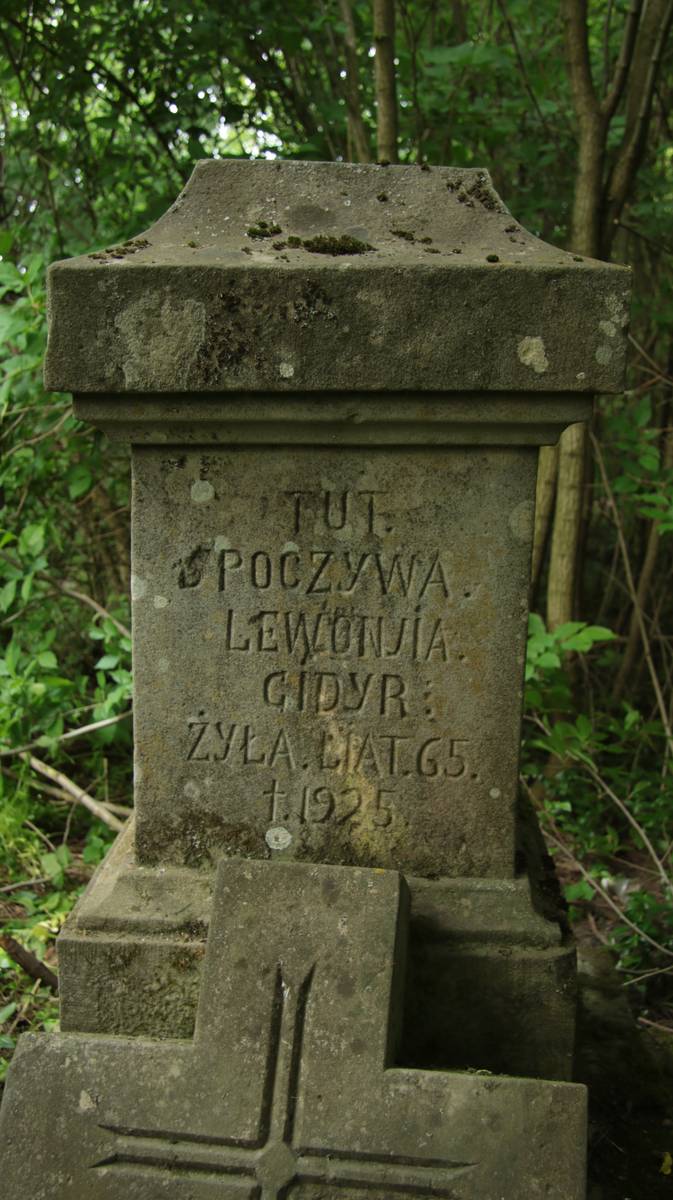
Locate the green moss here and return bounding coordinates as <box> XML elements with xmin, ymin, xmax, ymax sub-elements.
<box><xmin>486</xmin><ymin>254</ymin><xmax>500</xmax><ymax>263</ymax></box>
<box><xmin>299</xmin><ymin>234</ymin><xmax>374</xmax><ymax>255</ymax></box>
<box><xmin>88</xmin><ymin>237</ymin><xmax>150</xmax><ymax>261</ymax></box>
<box><xmin>247</xmin><ymin>221</ymin><xmax>282</xmax><ymax>239</ymax></box>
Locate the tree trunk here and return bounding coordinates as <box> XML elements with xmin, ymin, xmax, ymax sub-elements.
<box><xmin>547</xmin><ymin>421</ymin><xmax>588</xmax><ymax>629</ymax></box>
<box><xmin>547</xmin><ymin>0</ymin><xmax>672</xmax><ymax>627</ymax></box>
<box><xmin>602</xmin><ymin>0</ymin><xmax>673</xmax><ymax>256</ymax></box>
<box><xmin>339</xmin><ymin>0</ymin><xmax>372</xmax><ymax>162</ymax></box>
<box><xmin>532</xmin><ymin>444</ymin><xmax>558</xmax><ymax>593</ymax></box>
<box><xmin>545</xmin><ymin>2</ymin><xmax>605</xmax><ymax>627</ymax></box>
<box><xmin>373</xmin><ymin>0</ymin><xmax>398</xmax><ymax>161</ymax></box>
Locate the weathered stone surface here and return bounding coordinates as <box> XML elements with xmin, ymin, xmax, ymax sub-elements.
<box><xmin>0</xmin><ymin>858</ymin><xmax>587</xmax><ymax>1199</ymax></box>
<box><xmin>73</xmin><ymin>391</ymin><xmax>594</xmax><ymax>446</ymax></box>
<box><xmin>44</xmin><ymin>160</ymin><xmax>630</xmax><ymax>395</ymax></box>
<box><xmin>130</xmin><ymin>443</ymin><xmax>536</xmax><ymax>876</ymax></box>
<box><xmin>57</xmin><ymin>817</ymin><xmax>577</xmax><ymax>1080</ymax></box>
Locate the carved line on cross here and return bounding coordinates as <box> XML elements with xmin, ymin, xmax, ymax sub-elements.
<box><xmin>94</xmin><ymin>963</ymin><xmax>475</xmax><ymax>1197</ymax></box>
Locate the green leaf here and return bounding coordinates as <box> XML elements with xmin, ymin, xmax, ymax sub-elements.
<box><xmin>528</xmin><ymin>612</ymin><xmax>546</xmax><ymax>637</ymax></box>
<box><xmin>36</xmin><ymin>650</ymin><xmax>58</xmax><ymax>669</ymax></box>
<box><xmin>67</xmin><ymin>464</ymin><xmax>93</xmax><ymax>500</ymax></box>
<box><xmin>624</xmin><ymin>706</ymin><xmax>641</xmax><ymax>731</ymax></box>
<box><xmin>18</xmin><ymin>522</ymin><xmax>45</xmax><ymax>558</ymax></box>
<box><xmin>0</xmin><ymin>578</ymin><xmax>17</xmax><ymax>612</ymax></box>
<box><xmin>4</xmin><ymin>638</ymin><xmax>21</xmax><ymax>675</ymax></box>
<box><xmin>575</xmin><ymin>714</ymin><xmax>593</xmax><ymax>739</ymax></box>
<box><xmin>554</xmin><ymin>621</ymin><xmax>588</xmax><ymax>639</ymax></box>
<box><xmin>55</xmin><ymin>843</ymin><xmax>71</xmax><ymax>868</ymax></box>
<box><xmin>536</xmin><ymin>650</ymin><xmax>561</xmax><ymax>669</ymax></box>
<box><xmin>564</xmin><ymin>881</ymin><xmax>594</xmax><ymax>902</ymax></box>
<box><xmin>95</xmin><ymin>654</ymin><xmax>120</xmax><ymax>670</ymax></box>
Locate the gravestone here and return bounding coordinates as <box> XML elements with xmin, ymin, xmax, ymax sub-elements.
<box><xmin>0</xmin><ymin>161</ymin><xmax>629</xmax><ymax>1197</ymax></box>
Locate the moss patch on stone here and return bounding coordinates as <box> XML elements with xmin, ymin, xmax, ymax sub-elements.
<box><xmin>247</xmin><ymin>221</ymin><xmax>282</xmax><ymax>239</ymax></box>
<box><xmin>298</xmin><ymin>233</ymin><xmax>375</xmax><ymax>256</ymax></box>
<box><xmin>88</xmin><ymin>237</ymin><xmax>150</xmax><ymax>262</ymax></box>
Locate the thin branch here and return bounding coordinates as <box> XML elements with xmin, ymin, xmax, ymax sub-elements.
<box><xmin>628</xmin><ymin>332</ymin><xmax>673</xmax><ymax>383</ymax></box>
<box><xmin>373</xmin><ymin>0</ymin><xmax>399</xmax><ymax>161</ymax></box>
<box><xmin>602</xmin><ymin>0</ymin><xmax>643</xmax><ymax>119</ymax></box>
<box><xmin>0</xmin><ymin>551</ymin><xmax>131</xmax><ymax>639</ymax></box>
<box><xmin>56</xmin><ymin>581</ymin><xmax>130</xmax><ymax>638</ymax></box>
<box><xmin>0</xmin><ymin>933</ymin><xmax>58</xmax><ymax>992</ymax></box>
<box><xmin>2</xmin><ymin>765</ymin><xmax>132</xmax><ymax>816</ymax></box>
<box><xmin>613</xmin><ymin>423</ymin><xmax>673</xmax><ymax>700</ymax></box>
<box><xmin>0</xmin><ymin>876</ymin><xmax>50</xmax><ymax>894</ymax></box>
<box><xmin>7</xmin><ymin>410</ymin><xmax>70</xmax><ymax>457</ymax></box>
<box><xmin>23</xmin><ymin>755</ymin><xmax>125</xmax><ymax>832</ymax></box>
<box><xmin>638</xmin><ymin>1015</ymin><xmax>673</xmax><ymax>1034</ymax></box>
<box><xmin>546</xmin><ymin>828</ymin><xmax>673</xmax><ymax>960</ymax></box>
<box><xmin>562</xmin><ymin>0</ymin><xmax>600</xmax><ymax>119</ymax></box>
<box><xmin>0</xmin><ymin>710</ymin><xmax>132</xmax><ymax>760</ymax></box>
<box><xmin>495</xmin><ymin>0</ymin><xmax>556</xmax><ymax>137</ymax></box>
<box><xmin>602</xmin><ymin>0</ymin><xmax>615</xmax><ymax>96</ymax></box>
<box><xmin>590</xmin><ymin>432</ymin><xmax>673</xmax><ymax>763</ymax></box>
<box><xmin>338</xmin><ymin>0</ymin><xmax>373</xmax><ymax>162</ymax></box>
<box><xmin>584</xmin><ymin>764</ymin><xmax>671</xmax><ymax>895</ymax></box>
<box><xmin>623</xmin><ymin>963</ymin><xmax>673</xmax><ymax>987</ymax></box>
<box><xmin>602</xmin><ymin>0</ymin><xmax>673</xmax><ymax>253</ymax></box>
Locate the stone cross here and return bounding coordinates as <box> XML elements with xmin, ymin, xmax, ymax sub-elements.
<box><xmin>0</xmin><ymin>859</ymin><xmax>587</xmax><ymax>1198</ymax></box>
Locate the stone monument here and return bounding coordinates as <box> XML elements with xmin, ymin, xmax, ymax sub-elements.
<box><xmin>0</xmin><ymin>161</ymin><xmax>629</xmax><ymax>1198</ymax></box>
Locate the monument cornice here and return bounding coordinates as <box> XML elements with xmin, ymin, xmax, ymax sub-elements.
<box><xmin>45</xmin><ymin>159</ymin><xmax>629</xmax><ymax>396</ymax></box>
<box><xmin>73</xmin><ymin>391</ymin><xmax>592</xmax><ymax>446</ymax></box>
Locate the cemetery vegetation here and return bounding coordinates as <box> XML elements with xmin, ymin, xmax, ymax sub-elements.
<box><xmin>0</xmin><ymin>0</ymin><xmax>672</xmax><ymax>1083</ymax></box>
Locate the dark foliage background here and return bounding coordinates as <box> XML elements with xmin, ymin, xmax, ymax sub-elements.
<box><xmin>1</xmin><ymin>5</ymin><xmax>672</xmax><ymax>1187</ymax></box>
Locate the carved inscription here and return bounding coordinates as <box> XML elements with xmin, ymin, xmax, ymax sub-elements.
<box><xmin>223</xmin><ymin>609</ymin><xmax>451</xmax><ymax>662</ymax></box>
<box><xmin>187</xmin><ymin>716</ymin><xmax>470</xmax><ymax>778</ymax></box>
<box><xmin>176</xmin><ymin>488</ymin><xmax>476</xmax><ymax>839</ymax></box>
<box><xmin>219</xmin><ymin>547</ymin><xmax>451</xmax><ymax>599</ymax></box>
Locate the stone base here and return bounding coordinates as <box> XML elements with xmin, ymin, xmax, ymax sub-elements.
<box><xmin>1</xmin><ymin>858</ymin><xmax>587</xmax><ymax>1200</ymax></box>
<box><xmin>58</xmin><ymin>816</ymin><xmax>577</xmax><ymax>1081</ymax></box>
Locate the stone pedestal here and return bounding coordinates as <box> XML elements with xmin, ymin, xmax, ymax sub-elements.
<box><xmin>2</xmin><ymin>859</ymin><xmax>588</xmax><ymax>1200</ymax></box>
<box><xmin>0</xmin><ymin>161</ymin><xmax>630</xmax><ymax>1195</ymax></box>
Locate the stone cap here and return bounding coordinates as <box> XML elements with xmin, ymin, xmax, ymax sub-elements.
<box><xmin>45</xmin><ymin>159</ymin><xmax>630</xmax><ymax>395</ymax></box>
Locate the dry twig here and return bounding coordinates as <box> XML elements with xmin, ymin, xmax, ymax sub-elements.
<box><xmin>23</xmin><ymin>755</ymin><xmax>125</xmax><ymax>832</ymax></box>
<box><xmin>0</xmin><ymin>710</ymin><xmax>132</xmax><ymax>760</ymax></box>
<box><xmin>0</xmin><ymin>933</ymin><xmax>58</xmax><ymax>992</ymax></box>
